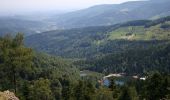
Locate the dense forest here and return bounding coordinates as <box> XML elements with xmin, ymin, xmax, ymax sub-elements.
<box><xmin>1</xmin><ymin>28</ymin><xmax>170</xmax><ymax>100</ymax></box>
<box><xmin>26</xmin><ymin>16</ymin><xmax>170</xmax><ymax>58</ymax></box>
<box><xmin>74</xmin><ymin>41</ymin><xmax>170</xmax><ymax>75</ymax></box>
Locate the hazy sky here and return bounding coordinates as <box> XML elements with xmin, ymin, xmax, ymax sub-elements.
<box><xmin>0</xmin><ymin>0</ymin><xmax>140</xmax><ymax>14</ymax></box>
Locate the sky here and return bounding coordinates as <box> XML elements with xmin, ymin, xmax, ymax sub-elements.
<box><xmin>0</xmin><ymin>0</ymin><xmax>140</xmax><ymax>14</ymax></box>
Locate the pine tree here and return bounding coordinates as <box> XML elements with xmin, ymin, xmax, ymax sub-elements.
<box><xmin>0</xmin><ymin>33</ymin><xmax>33</xmax><ymax>93</ymax></box>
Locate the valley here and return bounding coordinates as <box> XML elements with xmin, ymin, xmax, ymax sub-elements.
<box><xmin>0</xmin><ymin>0</ymin><xmax>170</xmax><ymax>99</ymax></box>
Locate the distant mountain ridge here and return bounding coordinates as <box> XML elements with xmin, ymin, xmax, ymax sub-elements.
<box><xmin>49</xmin><ymin>0</ymin><xmax>170</xmax><ymax>28</ymax></box>
<box><xmin>1</xmin><ymin>0</ymin><xmax>169</xmax><ymax>35</ymax></box>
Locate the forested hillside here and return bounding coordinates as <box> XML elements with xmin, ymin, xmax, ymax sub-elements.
<box><xmin>26</xmin><ymin>16</ymin><xmax>170</xmax><ymax>58</ymax></box>
<box><xmin>0</xmin><ymin>34</ymin><xmax>170</xmax><ymax>100</ymax></box>
<box><xmin>75</xmin><ymin>43</ymin><xmax>170</xmax><ymax>74</ymax></box>
<box><xmin>0</xmin><ymin>34</ymin><xmax>80</xmax><ymax>99</ymax></box>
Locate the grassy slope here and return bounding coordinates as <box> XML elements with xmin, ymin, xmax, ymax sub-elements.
<box><xmin>108</xmin><ymin>22</ymin><xmax>170</xmax><ymax>40</ymax></box>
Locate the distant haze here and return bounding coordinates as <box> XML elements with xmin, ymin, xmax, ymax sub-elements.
<box><xmin>0</xmin><ymin>0</ymin><xmax>141</xmax><ymax>15</ymax></box>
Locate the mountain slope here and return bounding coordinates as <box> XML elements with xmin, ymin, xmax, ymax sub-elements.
<box><xmin>25</xmin><ymin>16</ymin><xmax>170</xmax><ymax>58</ymax></box>
<box><xmin>49</xmin><ymin>0</ymin><xmax>170</xmax><ymax>28</ymax></box>
<box><xmin>75</xmin><ymin>42</ymin><xmax>170</xmax><ymax>74</ymax></box>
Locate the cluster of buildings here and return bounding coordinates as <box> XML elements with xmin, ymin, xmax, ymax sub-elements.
<box><xmin>98</xmin><ymin>73</ymin><xmax>147</xmax><ymax>86</ymax></box>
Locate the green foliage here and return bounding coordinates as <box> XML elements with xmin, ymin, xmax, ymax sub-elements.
<box><xmin>96</xmin><ymin>88</ymin><xmax>114</xmax><ymax>100</ymax></box>
<box><xmin>74</xmin><ymin>80</ymin><xmax>96</xmax><ymax>100</ymax></box>
<box><xmin>118</xmin><ymin>86</ymin><xmax>132</xmax><ymax>100</ymax></box>
<box><xmin>0</xmin><ymin>34</ymin><xmax>80</xmax><ymax>100</ymax></box>
<box><xmin>144</xmin><ymin>72</ymin><xmax>169</xmax><ymax>100</ymax></box>
<box><xmin>160</xmin><ymin>23</ymin><xmax>170</xmax><ymax>29</ymax></box>
<box><xmin>79</xmin><ymin>43</ymin><xmax>170</xmax><ymax>75</ymax></box>
<box><xmin>51</xmin><ymin>79</ymin><xmax>62</xmax><ymax>100</ymax></box>
<box><xmin>26</xmin><ymin>16</ymin><xmax>170</xmax><ymax>59</ymax></box>
<box><xmin>28</xmin><ymin>78</ymin><xmax>53</xmax><ymax>100</ymax></box>
<box><xmin>128</xmin><ymin>87</ymin><xmax>139</xmax><ymax>100</ymax></box>
<box><xmin>145</xmin><ymin>16</ymin><xmax>170</xmax><ymax>28</ymax></box>
<box><xmin>0</xmin><ymin>33</ymin><xmax>33</xmax><ymax>93</ymax></box>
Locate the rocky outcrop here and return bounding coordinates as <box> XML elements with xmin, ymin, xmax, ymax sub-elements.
<box><xmin>0</xmin><ymin>90</ymin><xmax>19</xmax><ymax>100</ymax></box>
